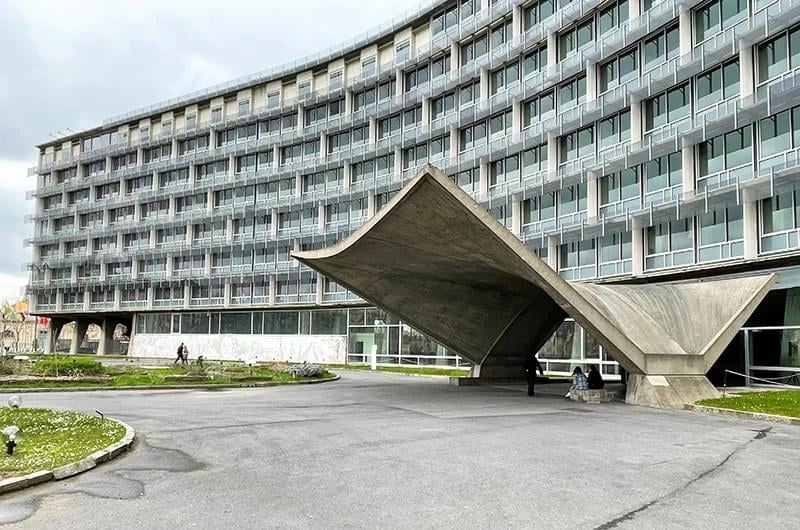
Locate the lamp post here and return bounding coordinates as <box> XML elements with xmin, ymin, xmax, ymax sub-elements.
<box><xmin>2</xmin><ymin>425</ymin><xmax>19</xmax><ymax>456</ymax></box>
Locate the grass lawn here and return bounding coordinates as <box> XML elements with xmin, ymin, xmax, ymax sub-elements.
<box><xmin>0</xmin><ymin>363</ymin><xmax>334</xmax><ymax>390</ymax></box>
<box><xmin>0</xmin><ymin>407</ymin><xmax>125</xmax><ymax>479</ymax></box>
<box><xmin>698</xmin><ymin>390</ymin><xmax>800</xmax><ymax>418</ymax></box>
<box><xmin>329</xmin><ymin>364</ymin><xmax>470</xmax><ymax>378</ymax></box>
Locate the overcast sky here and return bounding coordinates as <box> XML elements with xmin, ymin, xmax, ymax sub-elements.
<box><xmin>0</xmin><ymin>0</ymin><xmax>421</xmax><ymax>302</ymax></box>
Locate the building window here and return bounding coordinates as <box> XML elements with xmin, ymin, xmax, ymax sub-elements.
<box><xmin>460</xmin><ymin>33</ymin><xmax>489</xmax><ymax>66</ymax></box>
<box><xmin>698</xmin><ymin>205</ymin><xmax>744</xmax><ymax>262</ymax></box>
<box><xmin>560</xmin><ymin>126</ymin><xmax>594</xmax><ymax>164</ymax></box>
<box><xmin>524</xmin><ymin>0</ymin><xmax>556</xmax><ymax>31</ymax></box>
<box><xmin>696</xmin><ymin>125</ymin><xmax>752</xmax><ymax>189</ymax></box>
<box><xmin>758</xmin><ymin>106</ymin><xmax>800</xmax><ymax>162</ymax></box>
<box><xmin>599</xmin><ymin>232</ymin><xmax>632</xmax><ymax>277</ymax></box>
<box><xmin>599</xmin><ymin>168</ymin><xmax>640</xmax><ymax>216</ymax></box>
<box><xmin>598</xmin><ymin>0</ymin><xmax>628</xmax><ymax>37</ymax></box>
<box><xmin>598</xmin><ymin>110</ymin><xmax>631</xmax><ymax>149</ymax></box>
<box><xmin>644</xmin><ymin>82</ymin><xmax>690</xmax><ymax>132</ymax></box>
<box><xmin>645</xmin><ymin>219</ymin><xmax>695</xmax><ymax>270</ymax></box>
<box><xmin>644</xmin><ymin>151</ymin><xmax>682</xmax><ymax>200</ymax></box>
<box><xmin>599</xmin><ymin>48</ymin><xmax>637</xmax><ymax>93</ymax></box>
<box><xmin>761</xmin><ymin>191</ymin><xmax>800</xmax><ymax>252</ymax></box>
<box><xmin>694</xmin><ymin>0</ymin><xmax>747</xmax><ymax>44</ymax></box>
<box><xmin>695</xmin><ymin>60</ymin><xmax>740</xmax><ymax>110</ymax></box>
<box><xmin>523</xmin><ymin>89</ymin><xmax>555</xmax><ymax>128</ymax></box>
<box><xmin>643</xmin><ymin>24</ymin><xmax>680</xmax><ymax>72</ymax></box>
<box><xmin>558</xmin><ymin>17</ymin><xmax>593</xmax><ymax>60</ymax></box>
<box><xmin>558</xmin><ymin>75</ymin><xmax>586</xmax><ymax>112</ymax></box>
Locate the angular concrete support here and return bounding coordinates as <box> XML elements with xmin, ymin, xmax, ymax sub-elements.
<box><xmin>45</xmin><ymin>318</ymin><xmax>68</xmax><ymax>355</ymax></box>
<box><xmin>293</xmin><ymin>165</ymin><xmax>777</xmax><ymax>409</ymax></box>
<box><xmin>97</xmin><ymin>318</ymin><xmax>114</xmax><ymax>356</ymax></box>
<box><xmin>626</xmin><ymin>375</ymin><xmax>720</xmax><ymax>409</ymax></box>
<box><xmin>71</xmin><ymin>320</ymin><xmax>90</xmax><ymax>355</ymax></box>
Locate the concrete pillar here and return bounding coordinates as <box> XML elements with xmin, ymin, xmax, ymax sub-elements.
<box><xmin>546</xmin><ymin>236</ymin><xmax>559</xmax><ymax>270</ymax></box>
<box><xmin>295</xmin><ymin>174</ymin><xmax>303</xmax><ymax>197</ymax></box>
<box><xmin>681</xmin><ymin>144</ymin><xmax>695</xmax><ymax>195</ymax></box>
<box><xmin>367</xmin><ymin>190</ymin><xmax>376</xmax><ymax>217</ymax></box>
<box><xmin>678</xmin><ymin>7</ymin><xmax>692</xmax><ymax>56</ymax></box>
<box><xmin>368</xmin><ymin>117</ymin><xmax>377</xmax><ymax>145</ymax></box>
<box><xmin>586</xmin><ymin>63</ymin><xmax>597</xmax><ymax>102</ymax></box>
<box><xmin>632</xmin><ymin>227</ymin><xmax>645</xmax><ymax>275</ymax></box>
<box><xmin>226</xmin><ymin>216</ymin><xmax>234</xmax><ymax>243</ymax></box>
<box><xmin>206</xmin><ymin>190</ymin><xmax>214</xmax><ymax>214</ymax></box>
<box><xmin>395</xmin><ymin>69</ymin><xmax>404</xmax><ymax>96</ymax></box>
<box><xmin>421</xmin><ymin>98</ymin><xmax>430</xmax><ymax>125</ymax></box>
<box><xmin>630</xmin><ymin>0</ymin><xmax>641</xmax><ymax>19</ymax></box>
<box><xmin>150</xmin><ymin>228</ymin><xmax>157</xmax><ymax>249</ymax></box>
<box><xmin>630</xmin><ymin>100</ymin><xmax>643</xmax><ymax>145</ymax></box>
<box><xmin>186</xmin><ymin>222</ymin><xmax>193</xmax><ymax>244</ymax></box>
<box><xmin>479</xmin><ymin>69</ymin><xmax>490</xmax><ymax>102</ymax></box>
<box><xmin>268</xmin><ymin>274</ymin><xmax>277</xmax><ymax>305</ymax></box>
<box><xmin>270</xmin><ymin>208</ymin><xmax>279</xmax><ymax>238</ymax></box>
<box><xmin>166</xmin><ymin>253</ymin><xmax>174</xmax><ymax>278</ymax></box>
<box><xmin>97</xmin><ymin>318</ymin><xmax>114</xmax><ymax>356</ymax></box>
<box><xmin>224</xmin><ymin>282</ymin><xmax>231</xmax><ymax>308</ymax></box>
<box><xmin>345</xmin><ymin>89</ymin><xmax>353</xmax><ymax>114</ymax></box>
<box><xmin>547</xmin><ymin>132</ymin><xmax>559</xmax><ymax>174</ymax></box>
<box><xmin>511</xmin><ymin>100</ymin><xmax>522</xmax><ymax>143</ymax></box>
<box><xmin>394</xmin><ymin>147</ymin><xmax>403</xmax><ymax>176</ymax></box>
<box><xmin>743</xmin><ymin>200</ymin><xmax>759</xmax><ymax>259</ymax></box>
<box><xmin>204</xmin><ymin>251</ymin><xmax>212</xmax><ymax>277</ymax></box>
<box><xmin>45</xmin><ymin>318</ymin><xmax>67</xmax><ymax>355</ymax></box>
<box><xmin>318</xmin><ymin>200</ymin><xmax>326</xmax><ymax>231</ymax></box>
<box><xmin>449</xmin><ymin>126</ymin><xmax>459</xmax><ymax>162</ymax></box>
<box><xmin>739</xmin><ymin>43</ymin><xmax>755</xmax><ymax>101</ymax></box>
<box><xmin>450</xmin><ymin>42</ymin><xmax>460</xmax><ymax>73</ymax></box>
<box><xmin>168</xmin><ymin>196</ymin><xmax>176</xmax><ymax>220</ymax></box>
<box><xmin>547</xmin><ymin>33</ymin><xmax>558</xmax><ymax>67</ymax></box>
<box><xmin>320</xmin><ymin>132</ymin><xmax>327</xmax><ymax>158</ymax></box>
<box><xmin>479</xmin><ymin>161</ymin><xmax>490</xmax><ymax>198</ymax></box>
<box><xmin>131</xmin><ymin>258</ymin><xmax>140</xmax><ymax>281</ymax></box>
<box><xmin>184</xmin><ymin>282</ymin><xmax>191</xmax><ymax>310</ymax></box>
<box><xmin>297</xmin><ymin>105</ymin><xmax>305</xmax><ymax>131</ymax></box>
<box><xmin>147</xmin><ymin>286</ymin><xmax>155</xmax><ymax>309</ymax></box>
<box><xmin>511</xmin><ymin>198</ymin><xmax>522</xmax><ymax>237</ymax></box>
<box><xmin>512</xmin><ymin>2</ymin><xmax>523</xmax><ymax>43</ymax></box>
<box><xmin>70</xmin><ymin>319</ymin><xmax>89</xmax><ymax>355</ymax></box>
<box><xmin>586</xmin><ymin>171</ymin><xmax>599</xmax><ymax>220</ymax></box>
<box><xmin>228</xmin><ymin>154</ymin><xmax>236</xmax><ymax>179</ymax></box>
<box><xmin>316</xmin><ymin>272</ymin><xmax>324</xmax><ymax>305</ymax></box>
<box><xmin>343</xmin><ymin>163</ymin><xmax>352</xmax><ymax>191</ymax></box>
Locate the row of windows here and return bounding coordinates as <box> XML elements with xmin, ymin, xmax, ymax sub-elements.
<box><xmin>136</xmin><ymin>309</ymin><xmax>349</xmax><ymax>336</ymax></box>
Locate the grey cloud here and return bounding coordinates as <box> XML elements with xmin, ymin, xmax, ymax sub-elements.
<box><xmin>0</xmin><ymin>0</ymin><xmax>417</xmax><ymax>161</ymax></box>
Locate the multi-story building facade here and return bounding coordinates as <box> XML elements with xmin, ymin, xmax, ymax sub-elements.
<box><xmin>26</xmin><ymin>0</ymin><xmax>800</xmax><ymax>382</ymax></box>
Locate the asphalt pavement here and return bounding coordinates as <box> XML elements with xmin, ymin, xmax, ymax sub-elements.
<box><xmin>0</xmin><ymin>371</ymin><xmax>798</xmax><ymax>529</ymax></box>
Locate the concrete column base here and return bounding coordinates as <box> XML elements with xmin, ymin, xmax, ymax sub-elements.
<box><xmin>70</xmin><ymin>320</ymin><xmax>90</xmax><ymax>355</ymax></box>
<box><xmin>97</xmin><ymin>319</ymin><xmax>114</xmax><ymax>356</ymax></box>
<box><xmin>45</xmin><ymin>318</ymin><xmax>68</xmax><ymax>354</ymax></box>
<box><xmin>625</xmin><ymin>375</ymin><xmax>720</xmax><ymax>409</ymax></box>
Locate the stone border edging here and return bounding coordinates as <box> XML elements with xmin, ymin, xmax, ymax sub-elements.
<box><xmin>686</xmin><ymin>403</ymin><xmax>800</xmax><ymax>426</ymax></box>
<box><xmin>0</xmin><ymin>374</ymin><xmax>340</xmax><ymax>394</ymax></box>
<box><xmin>0</xmin><ymin>419</ymin><xmax>136</xmax><ymax>496</ymax></box>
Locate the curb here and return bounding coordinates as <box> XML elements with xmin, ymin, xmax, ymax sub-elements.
<box><xmin>686</xmin><ymin>404</ymin><xmax>800</xmax><ymax>426</ymax></box>
<box><xmin>0</xmin><ymin>419</ymin><xmax>136</xmax><ymax>496</ymax></box>
<box><xmin>0</xmin><ymin>374</ymin><xmax>340</xmax><ymax>394</ymax></box>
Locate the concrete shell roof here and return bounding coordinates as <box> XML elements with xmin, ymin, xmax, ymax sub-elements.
<box><xmin>292</xmin><ymin>165</ymin><xmax>776</xmax><ymax>375</ymax></box>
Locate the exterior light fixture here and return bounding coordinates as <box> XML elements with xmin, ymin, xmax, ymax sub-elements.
<box><xmin>2</xmin><ymin>425</ymin><xmax>19</xmax><ymax>456</ymax></box>
<box><xmin>7</xmin><ymin>395</ymin><xmax>21</xmax><ymax>409</ymax></box>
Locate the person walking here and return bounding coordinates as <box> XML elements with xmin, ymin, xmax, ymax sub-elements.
<box><xmin>175</xmin><ymin>342</ymin><xmax>186</xmax><ymax>365</ymax></box>
<box><xmin>524</xmin><ymin>354</ymin><xmax>545</xmax><ymax>396</ymax></box>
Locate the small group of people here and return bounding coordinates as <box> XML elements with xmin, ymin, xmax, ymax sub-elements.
<box><xmin>524</xmin><ymin>353</ymin><xmax>604</xmax><ymax>397</ymax></box>
<box><xmin>565</xmin><ymin>365</ymin><xmax>604</xmax><ymax>398</ymax></box>
<box><xmin>174</xmin><ymin>342</ymin><xmax>189</xmax><ymax>365</ymax></box>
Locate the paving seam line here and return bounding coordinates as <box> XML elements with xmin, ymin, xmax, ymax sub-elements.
<box><xmin>0</xmin><ymin>420</ymin><xmax>136</xmax><ymax>496</ymax></box>
<box><xmin>685</xmin><ymin>404</ymin><xmax>800</xmax><ymax>426</ymax></box>
<box><xmin>0</xmin><ymin>374</ymin><xmax>340</xmax><ymax>394</ymax></box>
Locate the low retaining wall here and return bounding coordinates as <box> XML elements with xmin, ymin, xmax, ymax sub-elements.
<box><xmin>0</xmin><ymin>419</ymin><xmax>135</xmax><ymax>495</ymax></box>
<box><xmin>130</xmin><ymin>333</ymin><xmax>347</xmax><ymax>364</ymax></box>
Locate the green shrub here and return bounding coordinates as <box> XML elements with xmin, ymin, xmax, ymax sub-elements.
<box><xmin>33</xmin><ymin>357</ymin><xmax>105</xmax><ymax>377</ymax></box>
<box><xmin>0</xmin><ymin>364</ymin><xmax>13</xmax><ymax>376</ymax></box>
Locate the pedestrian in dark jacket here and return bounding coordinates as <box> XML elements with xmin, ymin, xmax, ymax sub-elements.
<box><xmin>587</xmin><ymin>365</ymin><xmax>605</xmax><ymax>389</ymax></box>
<box><xmin>525</xmin><ymin>354</ymin><xmax>545</xmax><ymax>396</ymax></box>
<box><xmin>175</xmin><ymin>342</ymin><xmax>186</xmax><ymax>365</ymax></box>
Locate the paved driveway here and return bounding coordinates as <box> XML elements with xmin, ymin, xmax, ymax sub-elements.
<box><xmin>1</xmin><ymin>371</ymin><xmax>798</xmax><ymax>529</ymax></box>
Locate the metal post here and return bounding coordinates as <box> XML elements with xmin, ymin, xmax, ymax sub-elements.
<box><xmin>744</xmin><ymin>329</ymin><xmax>751</xmax><ymax>387</ymax></box>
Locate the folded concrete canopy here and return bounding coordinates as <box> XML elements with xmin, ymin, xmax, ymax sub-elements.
<box><xmin>292</xmin><ymin>165</ymin><xmax>776</xmax><ymax>408</ymax></box>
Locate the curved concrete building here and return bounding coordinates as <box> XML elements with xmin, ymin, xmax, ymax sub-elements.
<box><xmin>25</xmin><ymin>0</ymin><xmax>800</xmax><ymax>384</ymax></box>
